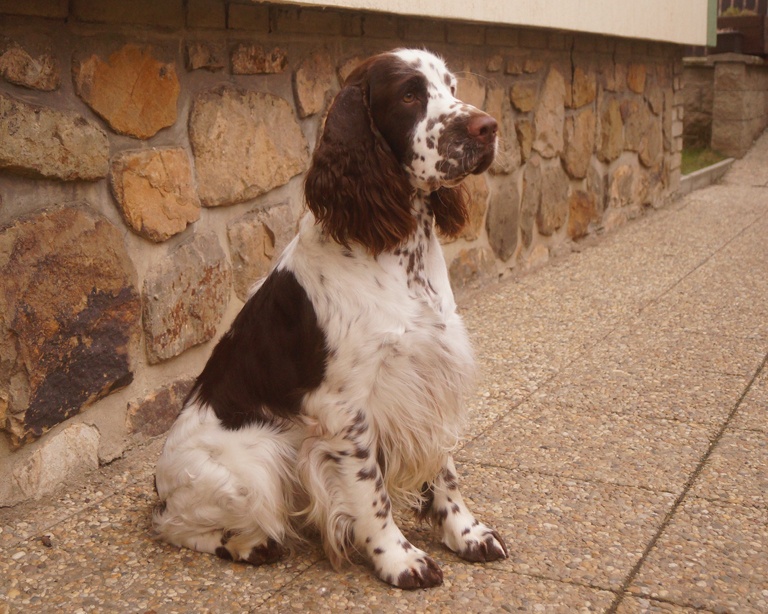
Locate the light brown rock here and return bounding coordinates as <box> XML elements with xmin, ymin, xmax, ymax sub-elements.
<box><xmin>570</xmin><ymin>65</ymin><xmax>596</xmax><ymax>108</ymax></box>
<box><xmin>567</xmin><ymin>190</ymin><xmax>599</xmax><ymax>239</ymax></box>
<box><xmin>646</xmin><ymin>79</ymin><xmax>664</xmax><ymax>115</ymax></box>
<box><xmin>524</xmin><ymin>59</ymin><xmax>544</xmax><ymax>74</ymax></box>
<box><xmin>185</xmin><ymin>41</ymin><xmax>225</xmax><ymax>72</ymax></box>
<box><xmin>109</xmin><ymin>148</ymin><xmax>200</xmax><ymax>243</ymax></box>
<box><xmin>486</xmin><ymin>178</ymin><xmax>520</xmax><ymax>261</ymax></box>
<box><xmin>564</xmin><ymin>108</ymin><xmax>596</xmax><ymax>179</ymax></box>
<box><xmin>511</xmin><ymin>82</ymin><xmax>537</xmax><ymax>113</ymax></box>
<box><xmin>227</xmin><ymin>204</ymin><xmax>298</xmax><ymax>301</ymax></box>
<box><xmin>621</xmin><ymin>99</ymin><xmax>651</xmax><ymax>152</ymax></box>
<box><xmin>533</xmin><ymin>67</ymin><xmax>566</xmax><ymax>158</ymax></box>
<box><xmin>73</xmin><ymin>44</ymin><xmax>179</xmax><ymax>139</ymax></box>
<box><xmin>230</xmin><ymin>44</ymin><xmax>287</xmax><ymax>75</ymax></box>
<box><xmin>516</xmin><ymin>120</ymin><xmax>534</xmax><ymax>162</ymax></box>
<box><xmin>448</xmin><ymin>247</ymin><xmax>497</xmax><ymax>292</ymax></box>
<box><xmin>520</xmin><ymin>155</ymin><xmax>542</xmax><ymax>248</ymax></box>
<box><xmin>0</xmin><ymin>204</ymin><xmax>140</xmax><ymax>446</ymax></box>
<box><xmin>486</xmin><ymin>85</ymin><xmax>522</xmax><ymax>175</ymax></box>
<box><xmin>606</xmin><ymin>163</ymin><xmax>646</xmax><ymax>209</ymax></box>
<box><xmin>142</xmin><ymin>232</ymin><xmax>231</xmax><ymax>364</ymax></box>
<box><xmin>0</xmin><ymin>42</ymin><xmax>59</xmax><ymax>90</ymax></box>
<box><xmin>293</xmin><ymin>50</ymin><xmax>333</xmax><ymax>118</ymax></box>
<box><xmin>461</xmin><ymin>174</ymin><xmax>489</xmax><ymax>241</ymax></box>
<box><xmin>338</xmin><ymin>56</ymin><xmax>363</xmax><ymax>84</ymax></box>
<box><xmin>538</xmin><ymin>162</ymin><xmax>570</xmax><ymax>236</ymax></box>
<box><xmin>640</xmin><ymin>119</ymin><xmax>663</xmax><ymax>169</ymax></box>
<box><xmin>627</xmin><ymin>63</ymin><xmax>647</xmax><ymax>94</ymax></box>
<box><xmin>189</xmin><ymin>86</ymin><xmax>310</xmax><ymax>207</ymax></box>
<box><xmin>598</xmin><ymin>97</ymin><xmax>623</xmax><ymax>163</ymax></box>
<box><xmin>0</xmin><ymin>93</ymin><xmax>109</xmax><ymax>181</ymax></box>
<box><xmin>487</xmin><ymin>55</ymin><xmax>503</xmax><ymax>72</ymax></box>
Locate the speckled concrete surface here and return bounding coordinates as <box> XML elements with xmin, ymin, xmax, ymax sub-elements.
<box><xmin>2</xmin><ymin>133</ymin><xmax>767</xmax><ymax>613</ymax></box>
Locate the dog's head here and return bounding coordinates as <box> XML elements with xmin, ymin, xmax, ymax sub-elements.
<box><xmin>305</xmin><ymin>49</ymin><xmax>497</xmax><ymax>255</ymax></box>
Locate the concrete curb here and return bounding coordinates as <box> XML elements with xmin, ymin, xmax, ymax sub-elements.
<box><xmin>679</xmin><ymin>157</ymin><xmax>735</xmax><ymax>195</ymax></box>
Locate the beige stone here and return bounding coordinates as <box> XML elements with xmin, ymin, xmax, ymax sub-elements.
<box><xmin>74</xmin><ymin>44</ymin><xmax>179</xmax><ymax>140</ymax></box>
<box><xmin>0</xmin><ymin>93</ymin><xmax>108</xmax><ymax>181</ymax></box>
<box><xmin>621</xmin><ymin>99</ymin><xmax>651</xmax><ymax>151</ymax></box>
<box><xmin>456</xmin><ymin>70</ymin><xmax>486</xmax><ymax>109</ymax></box>
<box><xmin>564</xmin><ymin>108</ymin><xmax>596</xmax><ymax>179</ymax></box>
<box><xmin>533</xmin><ymin>67</ymin><xmax>566</xmax><ymax>158</ymax></box>
<box><xmin>338</xmin><ymin>56</ymin><xmax>363</xmax><ymax>84</ymax></box>
<box><xmin>461</xmin><ymin>174</ymin><xmax>489</xmax><ymax>241</ymax></box>
<box><xmin>231</xmin><ymin>44</ymin><xmax>287</xmax><ymax>75</ymax></box>
<box><xmin>627</xmin><ymin>62</ymin><xmax>647</xmax><ymax>95</ymax></box>
<box><xmin>487</xmin><ymin>55</ymin><xmax>503</xmax><ymax>73</ymax></box>
<box><xmin>570</xmin><ymin>66</ymin><xmax>597</xmax><ymax>109</ymax></box>
<box><xmin>538</xmin><ymin>162</ymin><xmax>570</xmax><ymax>236</ymax></box>
<box><xmin>598</xmin><ymin>97</ymin><xmax>623</xmax><ymax>163</ymax></box>
<box><xmin>293</xmin><ymin>50</ymin><xmax>333</xmax><ymax>118</ymax></box>
<box><xmin>524</xmin><ymin>60</ymin><xmax>544</xmax><ymax>74</ymax></box>
<box><xmin>646</xmin><ymin>79</ymin><xmax>664</xmax><ymax>115</ymax></box>
<box><xmin>516</xmin><ymin>120</ymin><xmax>534</xmax><ymax>162</ymax></box>
<box><xmin>186</xmin><ymin>41</ymin><xmax>225</xmax><ymax>72</ymax></box>
<box><xmin>524</xmin><ymin>243</ymin><xmax>549</xmax><ymax>269</ymax></box>
<box><xmin>448</xmin><ymin>247</ymin><xmax>497</xmax><ymax>292</ymax></box>
<box><xmin>0</xmin><ymin>204</ymin><xmax>139</xmax><ymax>446</ymax></box>
<box><xmin>110</xmin><ymin>148</ymin><xmax>200</xmax><ymax>243</ymax></box>
<box><xmin>640</xmin><ymin>119</ymin><xmax>663</xmax><ymax>169</ymax></box>
<box><xmin>567</xmin><ymin>190</ymin><xmax>599</xmax><ymax>239</ymax></box>
<box><xmin>189</xmin><ymin>86</ymin><xmax>309</xmax><ymax>207</ymax></box>
<box><xmin>511</xmin><ymin>82</ymin><xmax>537</xmax><ymax>113</ymax></box>
<box><xmin>486</xmin><ymin>178</ymin><xmax>519</xmax><ymax>261</ymax></box>
<box><xmin>520</xmin><ymin>155</ymin><xmax>542</xmax><ymax>248</ymax></box>
<box><xmin>486</xmin><ymin>85</ymin><xmax>522</xmax><ymax>176</ymax></box>
<box><xmin>606</xmin><ymin>163</ymin><xmax>646</xmax><ymax>209</ymax></box>
<box><xmin>227</xmin><ymin>204</ymin><xmax>298</xmax><ymax>301</ymax></box>
<box><xmin>0</xmin><ymin>43</ymin><xmax>59</xmax><ymax>90</ymax></box>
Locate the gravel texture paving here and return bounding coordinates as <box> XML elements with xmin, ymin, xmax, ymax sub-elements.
<box><xmin>1</xmin><ymin>131</ymin><xmax>767</xmax><ymax>613</ymax></box>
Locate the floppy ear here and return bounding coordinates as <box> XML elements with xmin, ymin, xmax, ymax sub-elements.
<box><xmin>430</xmin><ymin>185</ymin><xmax>469</xmax><ymax>239</ymax></box>
<box><xmin>304</xmin><ymin>82</ymin><xmax>416</xmax><ymax>256</ymax></box>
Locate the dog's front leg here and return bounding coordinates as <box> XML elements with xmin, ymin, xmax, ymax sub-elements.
<box><xmin>303</xmin><ymin>410</ymin><xmax>443</xmax><ymax>589</ymax></box>
<box><xmin>424</xmin><ymin>456</ymin><xmax>508</xmax><ymax>562</ymax></box>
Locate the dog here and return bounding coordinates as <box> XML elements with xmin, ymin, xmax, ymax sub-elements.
<box><xmin>153</xmin><ymin>48</ymin><xmax>507</xmax><ymax>589</ymax></box>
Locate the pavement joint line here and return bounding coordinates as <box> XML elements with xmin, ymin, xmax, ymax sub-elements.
<box><xmin>482</xmin><ymin>563</ymin><xmax>619</xmax><ymax>595</ymax></box>
<box><xmin>604</xmin><ymin>349</ymin><xmax>768</xmax><ymax>614</ymax></box>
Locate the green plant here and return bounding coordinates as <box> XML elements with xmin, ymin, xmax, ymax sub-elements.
<box><xmin>721</xmin><ymin>7</ymin><xmax>758</xmax><ymax>16</ymax></box>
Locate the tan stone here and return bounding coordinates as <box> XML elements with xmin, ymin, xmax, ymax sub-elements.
<box><xmin>485</xmin><ymin>85</ymin><xmax>522</xmax><ymax>176</ymax></box>
<box><xmin>640</xmin><ymin>119</ymin><xmax>663</xmax><ymax>169</ymax></box>
<box><xmin>186</xmin><ymin>41</ymin><xmax>225</xmax><ymax>72</ymax></box>
<box><xmin>74</xmin><ymin>45</ymin><xmax>179</xmax><ymax>139</ymax></box>
<box><xmin>627</xmin><ymin>63</ymin><xmax>647</xmax><ymax>95</ymax></box>
<box><xmin>516</xmin><ymin>120</ymin><xmax>534</xmax><ymax>162</ymax></box>
<box><xmin>486</xmin><ymin>177</ymin><xmax>520</xmax><ymax>261</ymax></box>
<box><xmin>621</xmin><ymin>99</ymin><xmax>651</xmax><ymax>151</ymax></box>
<box><xmin>563</xmin><ymin>108</ymin><xmax>596</xmax><ymax>179</ymax></box>
<box><xmin>570</xmin><ymin>66</ymin><xmax>596</xmax><ymax>108</ymax></box>
<box><xmin>524</xmin><ymin>243</ymin><xmax>549</xmax><ymax>269</ymax></box>
<box><xmin>567</xmin><ymin>190</ymin><xmax>599</xmax><ymax>239</ymax></box>
<box><xmin>511</xmin><ymin>82</ymin><xmax>537</xmax><ymax>113</ymax></box>
<box><xmin>461</xmin><ymin>174</ymin><xmax>489</xmax><ymax>241</ymax></box>
<box><xmin>231</xmin><ymin>44</ymin><xmax>287</xmax><ymax>75</ymax></box>
<box><xmin>533</xmin><ymin>67</ymin><xmax>566</xmax><ymax>159</ymax></box>
<box><xmin>538</xmin><ymin>162</ymin><xmax>570</xmax><ymax>236</ymax></box>
<box><xmin>520</xmin><ymin>155</ymin><xmax>542</xmax><ymax>248</ymax></box>
<box><xmin>598</xmin><ymin>97</ymin><xmax>623</xmax><ymax>163</ymax></box>
<box><xmin>646</xmin><ymin>79</ymin><xmax>664</xmax><ymax>115</ymax></box>
<box><xmin>487</xmin><ymin>55</ymin><xmax>503</xmax><ymax>73</ymax></box>
<box><xmin>338</xmin><ymin>56</ymin><xmax>363</xmax><ymax>84</ymax></box>
<box><xmin>293</xmin><ymin>50</ymin><xmax>333</xmax><ymax>119</ymax></box>
<box><xmin>524</xmin><ymin>59</ymin><xmax>544</xmax><ymax>74</ymax></box>
<box><xmin>606</xmin><ymin>162</ymin><xmax>646</xmax><ymax>210</ymax></box>
<box><xmin>227</xmin><ymin>204</ymin><xmax>298</xmax><ymax>300</ymax></box>
<box><xmin>0</xmin><ymin>93</ymin><xmax>109</xmax><ymax>181</ymax></box>
<box><xmin>0</xmin><ymin>43</ymin><xmax>59</xmax><ymax>90</ymax></box>
<box><xmin>448</xmin><ymin>247</ymin><xmax>497</xmax><ymax>292</ymax></box>
<box><xmin>110</xmin><ymin>148</ymin><xmax>200</xmax><ymax>243</ymax></box>
<box><xmin>0</xmin><ymin>204</ymin><xmax>139</xmax><ymax>446</ymax></box>
<box><xmin>189</xmin><ymin>86</ymin><xmax>310</xmax><ymax>207</ymax></box>
<box><xmin>456</xmin><ymin>70</ymin><xmax>486</xmax><ymax>109</ymax></box>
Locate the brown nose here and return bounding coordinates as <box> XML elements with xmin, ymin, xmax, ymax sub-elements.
<box><xmin>467</xmin><ymin>114</ymin><xmax>498</xmax><ymax>146</ymax></box>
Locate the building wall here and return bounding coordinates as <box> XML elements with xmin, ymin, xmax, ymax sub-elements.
<box><xmin>0</xmin><ymin>0</ymin><xmax>685</xmax><ymax>506</ymax></box>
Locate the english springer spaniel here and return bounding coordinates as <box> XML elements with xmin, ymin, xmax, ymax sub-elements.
<box><xmin>153</xmin><ymin>48</ymin><xmax>506</xmax><ymax>589</ymax></box>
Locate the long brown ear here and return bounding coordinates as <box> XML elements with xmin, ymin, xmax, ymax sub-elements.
<box><xmin>430</xmin><ymin>185</ymin><xmax>469</xmax><ymax>239</ymax></box>
<box><xmin>304</xmin><ymin>82</ymin><xmax>416</xmax><ymax>256</ymax></box>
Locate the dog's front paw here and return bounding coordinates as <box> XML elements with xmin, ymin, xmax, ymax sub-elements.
<box><xmin>374</xmin><ymin>542</ymin><xmax>443</xmax><ymax>589</ymax></box>
<box><xmin>443</xmin><ymin>520</ymin><xmax>508</xmax><ymax>563</ymax></box>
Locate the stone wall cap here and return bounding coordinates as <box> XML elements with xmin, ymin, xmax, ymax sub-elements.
<box><xmin>683</xmin><ymin>53</ymin><xmax>767</xmax><ymax>67</ymax></box>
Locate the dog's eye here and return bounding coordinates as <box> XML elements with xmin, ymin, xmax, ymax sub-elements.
<box><xmin>403</xmin><ymin>92</ymin><xmax>416</xmax><ymax>103</ymax></box>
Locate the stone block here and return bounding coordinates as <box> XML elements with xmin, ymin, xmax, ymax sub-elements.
<box><xmin>573</xmin><ymin>34</ymin><xmax>597</xmax><ymax>52</ymax></box>
<box><xmin>538</xmin><ymin>162</ymin><xmax>570</xmax><ymax>236</ymax></box>
<box><xmin>274</xmin><ymin>7</ymin><xmax>343</xmax><ymax>35</ymax></box>
<box><xmin>570</xmin><ymin>65</ymin><xmax>596</xmax><ymax>109</ymax></box>
<box><xmin>712</xmin><ymin>120</ymin><xmax>751</xmax><ymax>157</ymax></box>
<box><xmin>71</xmin><ymin>0</ymin><xmax>184</xmax><ymax>27</ymax></box>
<box><xmin>109</xmin><ymin>148</ymin><xmax>200</xmax><ymax>243</ymax></box>
<box><xmin>293</xmin><ymin>50</ymin><xmax>333</xmax><ymax>118</ymax></box>
<box><xmin>447</xmin><ymin>23</ymin><xmax>484</xmax><ymax>46</ymax></box>
<box><xmin>0</xmin><ymin>93</ymin><xmax>108</xmax><ymax>181</ymax></box>
<box><xmin>567</xmin><ymin>190</ymin><xmax>599</xmax><ymax>239</ymax></box>
<box><xmin>189</xmin><ymin>86</ymin><xmax>309</xmax><ymax>207</ymax></box>
<box><xmin>186</xmin><ymin>41</ymin><xmax>225</xmax><ymax>71</ymax></box>
<box><xmin>627</xmin><ymin>63</ymin><xmax>647</xmax><ymax>94</ymax></box>
<box><xmin>0</xmin><ymin>204</ymin><xmax>140</xmax><ymax>446</ymax></box>
<box><xmin>547</xmin><ymin>32</ymin><xmax>568</xmax><ymax>50</ymax></box>
<box><xmin>714</xmin><ymin>62</ymin><xmax>748</xmax><ymax>92</ymax></box>
<box><xmin>564</xmin><ymin>107</ymin><xmax>596</xmax><ymax>179</ymax></box>
<box><xmin>640</xmin><ymin>119</ymin><xmax>663</xmax><ymax>169</ymax></box>
<box><xmin>0</xmin><ymin>0</ymin><xmax>67</xmax><ymax>18</ymax></box>
<box><xmin>142</xmin><ymin>232</ymin><xmax>231</xmax><ymax>364</ymax></box>
<box><xmin>520</xmin><ymin>155</ymin><xmax>542</xmax><ymax>248</ymax></box>
<box><xmin>486</xmin><ymin>179</ymin><xmax>520</xmax><ymax>261</ymax></box>
<box><xmin>0</xmin><ymin>41</ymin><xmax>60</xmax><ymax>90</ymax></box>
<box><xmin>187</xmin><ymin>0</ymin><xmax>226</xmax><ymax>28</ymax></box>
<box><xmin>486</xmin><ymin>26</ymin><xmax>517</xmax><ymax>47</ymax></box>
<box><xmin>516</xmin><ymin>119</ymin><xmax>534</xmax><ymax>162</ymax></box>
<box><xmin>230</xmin><ymin>44</ymin><xmax>287</xmax><ymax>74</ymax></box>
<box><xmin>73</xmin><ymin>44</ymin><xmax>179</xmax><ymax>140</ymax></box>
<box><xmin>449</xmin><ymin>247</ymin><xmax>497</xmax><ymax>293</ymax></box>
<box><xmin>714</xmin><ymin>89</ymin><xmax>749</xmax><ymax>122</ymax></box>
<box><xmin>485</xmin><ymin>85</ymin><xmax>521</xmax><ymax>175</ymax></box>
<box><xmin>598</xmin><ymin>97</ymin><xmax>623</xmax><ymax>163</ymax></box>
<box><xmin>227</xmin><ymin>203</ymin><xmax>298</xmax><ymax>301</ymax></box>
<box><xmin>532</xmin><ymin>67</ymin><xmax>566</xmax><ymax>158</ymax></box>
<box><xmin>3</xmin><ymin>424</ymin><xmax>100</xmax><ymax>506</ymax></box>
<box><xmin>621</xmin><ymin>98</ymin><xmax>651</xmax><ymax>152</ymax></box>
<box><xmin>510</xmin><ymin>81</ymin><xmax>537</xmax><ymax>113</ymax></box>
<box><xmin>519</xmin><ymin>29</ymin><xmax>548</xmax><ymax>49</ymax></box>
<box><xmin>126</xmin><ymin>377</ymin><xmax>195</xmax><ymax>438</ymax></box>
<box><xmin>362</xmin><ymin>14</ymin><xmax>398</xmax><ymax>39</ymax></box>
<box><xmin>486</xmin><ymin>55</ymin><xmax>503</xmax><ymax>73</ymax></box>
<box><xmin>227</xmin><ymin>3</ymin><xmax>268</xmax><ymax>31</ymax></box>
<box><xmin>461</xmin><ymin>174</ymin><xmax>489</xmax><ymax>241</ymax></box>
<box><xmin>402</xmin><ymin>17</ymin><xmax>445</xmax><ymax>42</ymax></box>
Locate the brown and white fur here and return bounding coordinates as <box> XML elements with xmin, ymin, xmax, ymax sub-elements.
<box><xmin>153</xmin><ymin>48</ymin><xmax>507</xmax><ymax>589</ymax></box>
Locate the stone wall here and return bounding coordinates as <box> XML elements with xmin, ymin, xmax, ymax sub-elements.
<box><xmin>0</xmin><ymin>0</ymin><xmax>685</xmax><ymax>506</ymax></box>
<box><xmin>684</xmin><ymin>53</ymin><xmax>768</xmax><ymax>157</ymax></box>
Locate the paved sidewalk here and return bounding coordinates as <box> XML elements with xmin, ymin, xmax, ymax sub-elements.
<box><xmin>2</xmin><ymin>132</ymin><xmax>768</xmax><ymax>614</ymax></box>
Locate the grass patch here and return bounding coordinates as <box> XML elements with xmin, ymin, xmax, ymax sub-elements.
<box><xmin>681</xmin><ymin>148</ymin><xmax>728</xmax><ymax>175</ymax></box>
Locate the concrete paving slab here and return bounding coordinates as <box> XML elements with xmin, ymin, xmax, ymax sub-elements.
<box><xmin>616</xmin><ymin>596</ymin><xmax>717</xmax><ymax>613</ymax></box>
<box><xmin>731</xmin><ymin>369</ymin><xmax>768</xmax><ymax>433</ymax></box>
<box><xmin>629</xmin><ymin>499</ymin><xmax>768</xmax><ymax>613</ymax></box>
<box><xmin>457</xmin><ymin>400</ymin><xmax>714</xmax><ymax>494</ymax></box>
<box><xmin>690</xmin><ymin>429</ymin><xmax>768</xmax><ymax>508</ymax></box>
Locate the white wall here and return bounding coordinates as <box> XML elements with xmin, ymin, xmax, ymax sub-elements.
<box><xmin>272</xmin><ymin>0</ymin><xmax>710</xmax><ymax>46</ymax></box>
